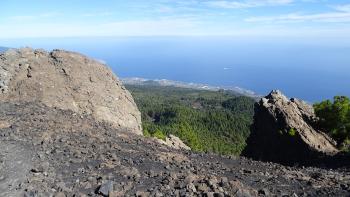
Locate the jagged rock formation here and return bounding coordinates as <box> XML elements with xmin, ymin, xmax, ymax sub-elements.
<box><xmin>243</xmin><ymin>90</ymin><xmax>339</xmax><ymax>165</ymax></box>
<box><xmin>0</xmin><ymin>48</ymin><xmax>141</xmax><ymax>134</ymax></box>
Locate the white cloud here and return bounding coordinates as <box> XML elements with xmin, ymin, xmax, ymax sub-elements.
<box><xmin>205</xmin><ymin>0</ymin><xmax>293</xmax><ymax>9</ymax></box>
<box><xmin>246</xmin><ymin>3</ymin><xmax>350</xmax><ymax>23</ymax></box>
<box><xmin>8</xmin><ymin>12</ymin><xmax>60</xmax><ymax>21</ymax></box>
<box><xmin>98</xmin><ymin>19</ymin><xmax>202</xmax><ymax>36</ymax></box>
<box><xmin>81</xmin><ymin>12</ymin><xmax>114</xmax><ymax>17</ymax></box>
<box><xmin>246</xmin><ymin>12</ymin><xmax>350</xmax><ymax>23</ymax></box>
<box><xmin>9</xmin><ymin>15</ymin><xmax>36</xmax><ymax>21</ymax></box>
<box><xmin>0</xmin><ymin>19</ymin><xmax>205</xmax><ymax>38</ymax></box>
<box><xmin>2</xmin><ymin>18</ymin><xmax>350</xmax><ymax>39</ymax></box>
<box><xmin>1</xmin><ymin>2</ymin><xmax>350</xmax><ymax>38</ymax></box>
<box><xmin>333</xmin><ymin>4</ymin><xmax>350</xmax><ymax>13</ymax></box>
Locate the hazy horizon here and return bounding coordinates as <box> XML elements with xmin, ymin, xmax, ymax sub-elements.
<box><xmin>1</xmin><ymin>0</ymin><xmax>349</xmax><ymax>102</ymax></box>
<box><xmin>1</xmin><ymin>36</ymin><xmax>349</xmax><ymax>102</ymax></box>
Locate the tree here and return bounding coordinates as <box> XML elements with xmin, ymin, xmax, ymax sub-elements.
<box><xmin>314</xmin><ymin>96</ymin><xmax>350</xmax><ymax>147</ymax></box>
<box><xmin>125</xmin><ymin>84</ymin><xmax>255</xmax><ymax>155</ymax></box>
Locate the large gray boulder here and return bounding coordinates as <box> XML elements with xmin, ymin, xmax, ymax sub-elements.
<box><xmin>243</xmin><ymin>90</ymin><xmax>338</xmax><ymax>165</ymax></box>
<box><xmin>0</xmin><ymin>48</ymin><xmax>142</xmax><ymax>134</ymax></box>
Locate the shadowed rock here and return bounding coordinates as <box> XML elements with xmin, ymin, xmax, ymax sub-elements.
<box><xmin>0</xmin><ymin>48</ymin><xmax>141</xmax><ymax>134</ymax></box>
<box><xmin>243</xmin><ymin>90</ymin><xmax>338</xmax><ymax>165</ymax></box>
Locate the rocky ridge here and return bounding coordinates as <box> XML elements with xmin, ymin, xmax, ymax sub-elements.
<box><xmin>0</xmin><ymin>48</ymin><xmax>141</xmax><ymax>134</ymax></box>
<box><xmin>243</xmin><ymin>90</ymin><xmax>339</xmax><ymax>165</ymax></box>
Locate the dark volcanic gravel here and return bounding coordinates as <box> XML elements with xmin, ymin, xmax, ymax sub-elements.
<box><xmin>0</xmin><ymin>102</ymin><xmax>350</xmax><ymax>197</ymax></box>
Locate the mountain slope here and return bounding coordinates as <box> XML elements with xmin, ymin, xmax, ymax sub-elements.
<box><xmin>126</xmin><ymin>84</ymin><xmax>255</xmax><ymax>155</ymax></box>
<box><xmin>1</xmin><ymin>102</ymin><xmax>349</xmax><ymax>196</ymax></box>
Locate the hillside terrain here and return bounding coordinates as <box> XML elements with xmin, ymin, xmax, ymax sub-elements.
<box><xmin>1</xmin><ymin>102</ymin><xmax>350</xmax><ymax>196</ymax></box>
<box><xmin>125</xmin><ymin>85</ymin><xmax>255</xmax><ymax>155</ymax></box>
<box><xmin>0</xmin><ymin>48</ymin><xmax>350</xmax><ymax>196</ymax></box>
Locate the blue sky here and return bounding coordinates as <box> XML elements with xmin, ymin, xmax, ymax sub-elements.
<box><xmin>1</xmin><ymin>0</ymin><xmax>350</xmax><ymax>38</ymax></box>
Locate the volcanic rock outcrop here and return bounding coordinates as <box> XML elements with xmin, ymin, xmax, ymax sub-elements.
<box><xmin>243</xmin><ymin>90</ymin><xmax>339</xmax><ymax>165</ymax></box>
<box><xmin>0</xmin><ymin>48</ymin><xmax>142</xmax><ymax>134</ymax></box>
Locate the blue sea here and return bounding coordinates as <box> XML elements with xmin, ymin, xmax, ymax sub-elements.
<box><xmin>1</xmin><ymin>36</ymin><xmax>349</xmax><ymax>102</ymax></box>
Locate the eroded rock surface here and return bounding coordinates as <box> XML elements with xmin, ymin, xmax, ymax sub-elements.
<box><xmin>243</xmin><ymin>90</ymin><xmax>339</xmax><ymax>165</ymax></box>
<box><xmin>0</xmin><ymin>48</ymin><xmax>141</xmax><ymax>134</ymax></box>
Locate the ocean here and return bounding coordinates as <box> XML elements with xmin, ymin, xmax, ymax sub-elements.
<box><xmin>1</xmin><ymin>36</ymin><xmax>349</xmax><ymax>102</ymax></box>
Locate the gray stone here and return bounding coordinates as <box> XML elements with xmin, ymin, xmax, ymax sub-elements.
<box><xmin>98</xmin><ymin>180</ymin><xmax>114</xmax><ymax>196</ymax></box>
<box><xmin>258</xmin><ymin>188</ymin><xmax>270</xmax><ymax>196</ymax></box>
<box><xmin>24</xmin><ymin>191</ymin><xmax>37</xmax><ymax>197</ymax></box>
<box><xmin>54</xmin><ymin>192</ymin><xmax>66</xmax><ymax>197</ymax></box>
<box><xmin>0</xmin><ymin>48</ymin><xmax>142</xmax><ymax>134</ymax></box>
<box><xmin>197</xmin><ymin>183</ymin><xmax>209</xmax><ymax>192</ymax></box>
<box><xmin>186</xmin><ymin>183</ymin><xmax>197</xmax><ymax>192</ymax></box>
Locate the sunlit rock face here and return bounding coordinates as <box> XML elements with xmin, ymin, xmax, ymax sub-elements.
<box><xmin>0</xmin><ymin>48</ymin><xmax>142</xmax><ymax>134</ymax></box>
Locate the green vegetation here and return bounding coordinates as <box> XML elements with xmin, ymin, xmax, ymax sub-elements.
<box><xmin>152</xmin><ymin>129</ymin><xmax>167</xmax><ymax>141</ymax></box>
<box><xmin>126</xmin><ymin>85</ymin><xmax>255</xmax><ymax>155</ymax></box>
<box><xmin>314</xmin><ymin>96</ymin><xmax>350</xmax><ymax>149</ymax></box>
<box><xmin>288</xmin><ymin>128</ymin><xmax>296</xmax><ymax>137</ymax></box>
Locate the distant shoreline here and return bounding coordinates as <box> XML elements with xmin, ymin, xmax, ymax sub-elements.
<box><xmin>121</xmin><ymin>77</ymin><xmax>261</xmax><ymax>98</ymax></box>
